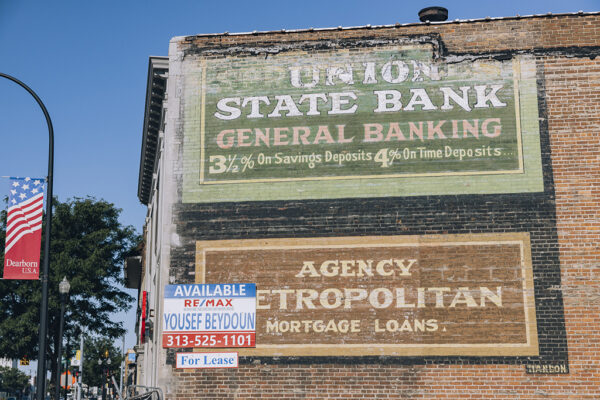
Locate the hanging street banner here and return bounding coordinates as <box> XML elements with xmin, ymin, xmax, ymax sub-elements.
<box><xmin>181</xmin><ymin>43</ymin><xmax>543</xmax><ymax>202</ymax></box>
<box><xmin>193</xmin><ymin>233</ymin><xmax>539</xmax><ymax>357</ymax></box>
<box><xmin>162</xmin><ymin>283</ymin><xmax>256</xmax><ymax>348</ymax></box>
<box><xmin>3</xmin><ymin>177</ymin><xmax>45</xmax><ymax>280</ymax></box>
<box><xmin>70</xmin><ymin>350</ymin><xmax>81</xmax><ymax>367</ymax></box>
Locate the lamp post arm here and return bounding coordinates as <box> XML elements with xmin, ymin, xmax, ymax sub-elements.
<box><xmin>0</xmin><ymin>73</ymin><xmax>54</xmax><ymax>400</ymax></box>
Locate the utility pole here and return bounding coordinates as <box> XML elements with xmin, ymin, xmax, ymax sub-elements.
<box><xmin>119</xmin><ymin>336</ymin><xmax>125</xmax><ymax>399</ymax></box>
<box><xmin>77</xmin><ymin>333</ymin><xmax>84</xmax><ymax>400</ymax></box>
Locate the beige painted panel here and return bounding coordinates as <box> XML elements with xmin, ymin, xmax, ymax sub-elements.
<box><xmin>194</xmin><ymin>233</ymin><xmax>538</xmax><ymax>356</ymax></box>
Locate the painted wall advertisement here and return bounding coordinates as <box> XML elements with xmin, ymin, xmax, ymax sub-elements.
<box><xmin>194</xmin><ymin>233</ymin><xmax>538</xmax><ymax>357</ymax></box>
<box><xmin>162</xmin><ymin>283</ymin><xmax>256</xmax><ymax>348</ymax></box>
<box><xmin>182</xmin><ymin>42</ymin><xmax>543</xmax><ymax>202</ymax></box>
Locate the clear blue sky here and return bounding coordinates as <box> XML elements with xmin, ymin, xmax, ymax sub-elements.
<box><xmin>1</xmin><ymin>0</ymin><xmax>598</xmax><ymax>365</ymax></box>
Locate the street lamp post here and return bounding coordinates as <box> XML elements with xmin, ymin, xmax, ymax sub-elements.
<box><xmin>0</xmin><ymin>73</ymin><xmax>55</xmax><ymax>400</ymax></box>
<box><xmin>97</xmin><ymin>359</ymin><xmax>102</xmax><ymax>400</ymax></box>
<box><xmin>99</xmin><ymin>357</ymin><xmax>111</xmax><ymax>400</ymax></box>
<box><xmin>106</xmin><ymin>358</ymin><xmax>111</xmax><ymax>400</ymax></box>
<box><xmin>54</xmin><ymin>278</ymin><xmax>70</xmax><ymax>400</ymax></box>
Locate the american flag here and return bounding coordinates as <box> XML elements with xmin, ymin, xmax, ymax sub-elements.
<box><xmin>3</xmin><ymin>177</ymin><xmax>45</xmax><ymax>280</ymax></box>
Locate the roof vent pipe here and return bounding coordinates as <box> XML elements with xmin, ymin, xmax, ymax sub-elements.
<box><xmin>418</xmin><ymin>6</ymin><xmax>448</xmax><ymax>22</ymax></box>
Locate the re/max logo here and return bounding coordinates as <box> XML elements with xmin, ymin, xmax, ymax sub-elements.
<box><xmin>184</xmin><ymin>299</ymin><xmax>233</xmax><ymax>307</ymax></box>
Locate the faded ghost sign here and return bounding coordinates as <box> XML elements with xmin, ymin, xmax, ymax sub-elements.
<box><xmin>195</xmin><ymin>233</ymin><xmax>539</xmax><ymax>357</ymax></box>
<box><xmin>181</xmin><ymin>42</ymin><xmax>543</xmax><ymax>202</ymax></box>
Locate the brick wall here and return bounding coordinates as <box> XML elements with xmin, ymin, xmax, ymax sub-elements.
<box><xmin>164</xmin><ymin>14</ymin><xmax>600</xmax><ymax>399</ymax></box>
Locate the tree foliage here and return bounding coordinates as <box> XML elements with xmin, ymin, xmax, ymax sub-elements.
<box><xmin>0</xmin><ymin>197</ymin><xmax>139</xmax><ymax>381</ymax></box>
<box><xmin>0</xmin><ymin>366</ymin><xmax>31</xmax><ymax>396</ymax></box>
<box><xmin>79</xmin><ymin>336</ymin><xmax>123</xmax><ymax>389</ymax></box>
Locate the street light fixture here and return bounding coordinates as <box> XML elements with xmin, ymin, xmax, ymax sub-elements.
<box><xmin>54</xmin><ymin>277</ymin><xmax>70</xmax><ymax>400</ymax></box>
<box><xmin>59</xmin><ymin>278</ymin><xmax>70</xmax><ymax>296</ymax></box>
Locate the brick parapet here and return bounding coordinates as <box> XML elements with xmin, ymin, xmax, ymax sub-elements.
<box><xmin>177</xmin><ymin>14</ymin><xmax>600</xmax><ymax>55</ymax></box>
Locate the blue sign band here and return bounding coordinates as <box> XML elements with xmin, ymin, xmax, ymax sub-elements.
<box><xmin>164</xmin><ymin>283</ymin><xmax>256</xmax><ymax>298</ymax></box>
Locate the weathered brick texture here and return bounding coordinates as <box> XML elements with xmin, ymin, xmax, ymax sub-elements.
<box><xmin>164</xmin><ymin>14</ymin><xmax>600</xmax><ymax>399</ymax></box>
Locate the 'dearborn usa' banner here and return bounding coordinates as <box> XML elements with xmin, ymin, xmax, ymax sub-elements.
<box><xmin>3</xmin><ymin>177</ymin><xmax>45</xmax><ymax>280</ymax></box>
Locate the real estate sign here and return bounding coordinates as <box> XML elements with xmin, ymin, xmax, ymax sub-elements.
<box><xmin>162</xmin><ymin>283</ymin><xmax>256</xmax><ymax>348</ymax></box>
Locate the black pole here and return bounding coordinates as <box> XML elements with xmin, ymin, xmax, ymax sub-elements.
<box><xmin>63</xmin><ymin>343</ymin><xmax>69</xmax><ymax>400</ymax></box>
<box><xmin>101</xmin><ymin>367</ymin><xmax>107</xmax><ymax>400</ymax></box>
<box><xmin>0</xmin><ymin>73</ymin><xmax>54</xmax><ymax>400</ymax></box>
<box><xmin>54</xmin><ymin>295</ymin><xmax>66</xmax><ymax>400</ymax></box>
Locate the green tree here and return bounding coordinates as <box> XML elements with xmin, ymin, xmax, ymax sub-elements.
<box><xmin>0</xmin><ymin>366</ymin><xmax>31</xmax><ymax>396</ymax></box>
<box><xmin>0</xmin><ymin>197</ymin><xmax>140</xmax><ymax>389</ymax></box>
<box><xmin>80</xmin><ymin>336</ymin><xmax>123</xmax><ymax>389</ymax></box>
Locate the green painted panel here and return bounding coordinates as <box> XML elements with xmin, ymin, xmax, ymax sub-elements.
<box><xmin>182</xmin><ymin>44</ymin><xmax>543</xmax><ymax>203</ymax></box>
